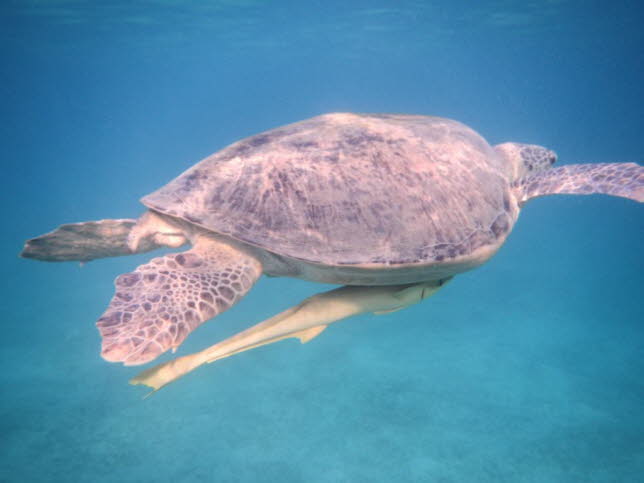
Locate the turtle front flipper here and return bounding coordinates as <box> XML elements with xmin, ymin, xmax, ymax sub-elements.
<box><xmin>515</xmin><ymin>162</ymin><xmax>644</xmax><ymax>204</ymax></box>
<box><xmin>97</xmin><ymin>235</ymin><xmax>262</xmax><ymax>366</ymax></box>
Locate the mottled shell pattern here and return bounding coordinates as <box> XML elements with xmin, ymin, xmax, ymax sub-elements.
<box><xmin>142</xmin><ymin>113</ymin><xmax>518</xmax><ymax>266</ymax></box>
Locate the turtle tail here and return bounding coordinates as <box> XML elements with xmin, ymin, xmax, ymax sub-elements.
<box><xmin>514</xmin><ymin>162</ymin><xmax>644</xmax><ymax>205</ymax></box>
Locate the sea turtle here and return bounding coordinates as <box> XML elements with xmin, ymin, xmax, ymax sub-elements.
<box><xmin>21</xmin><ymin>113</ymin><xmax>644</xmax><ymax>393</ymax></box>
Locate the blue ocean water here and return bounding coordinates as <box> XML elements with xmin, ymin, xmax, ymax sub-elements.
<box><xmin>2</xmin><ymin>1</ymin><xmax>643</xmax><ymax>481</ymax></box>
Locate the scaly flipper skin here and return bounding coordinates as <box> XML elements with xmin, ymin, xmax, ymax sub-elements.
<box><xmin>97</xmin><ymin>235</ymin><xmax>262</xmax><ymax>366</ymax></box>
<box><xmin>20</xmin><ymin>219</ymin><xmax>162</xmax><ymax>262</ymax></box>
<box><xmin>515</xmin><ymin>163</ymin><xmax>644</xmax><ymax>204</ymax></box>
<box><xmin>130</xmin><ymin>278</ymin><xmax>450</xmax><ymax>394</ymax></box>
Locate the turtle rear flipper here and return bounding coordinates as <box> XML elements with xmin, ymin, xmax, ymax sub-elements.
<box><xmin>97</xmin><ymin>235</ymin><xmax>262</xmax><ymax>366</ymax></box>
<box><xmin>515</xmin><ymin>162</ymin><xmax>644</xmax><ymax>204</ymax></box>
<box><xmin>20</xmin><ymin>219</ymin><xmax>161</xmax><ymax>262</ymax></box>
<box><xmin>20</xmin><ymin>211</ymin><xmax>187</xmax><ymax>262</ymax></box>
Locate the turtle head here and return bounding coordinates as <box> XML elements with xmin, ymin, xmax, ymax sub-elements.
<box><xmin>494</xmin><ymin>142</ymin><xmax>557</xmax><ymax>181</ymax></box>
